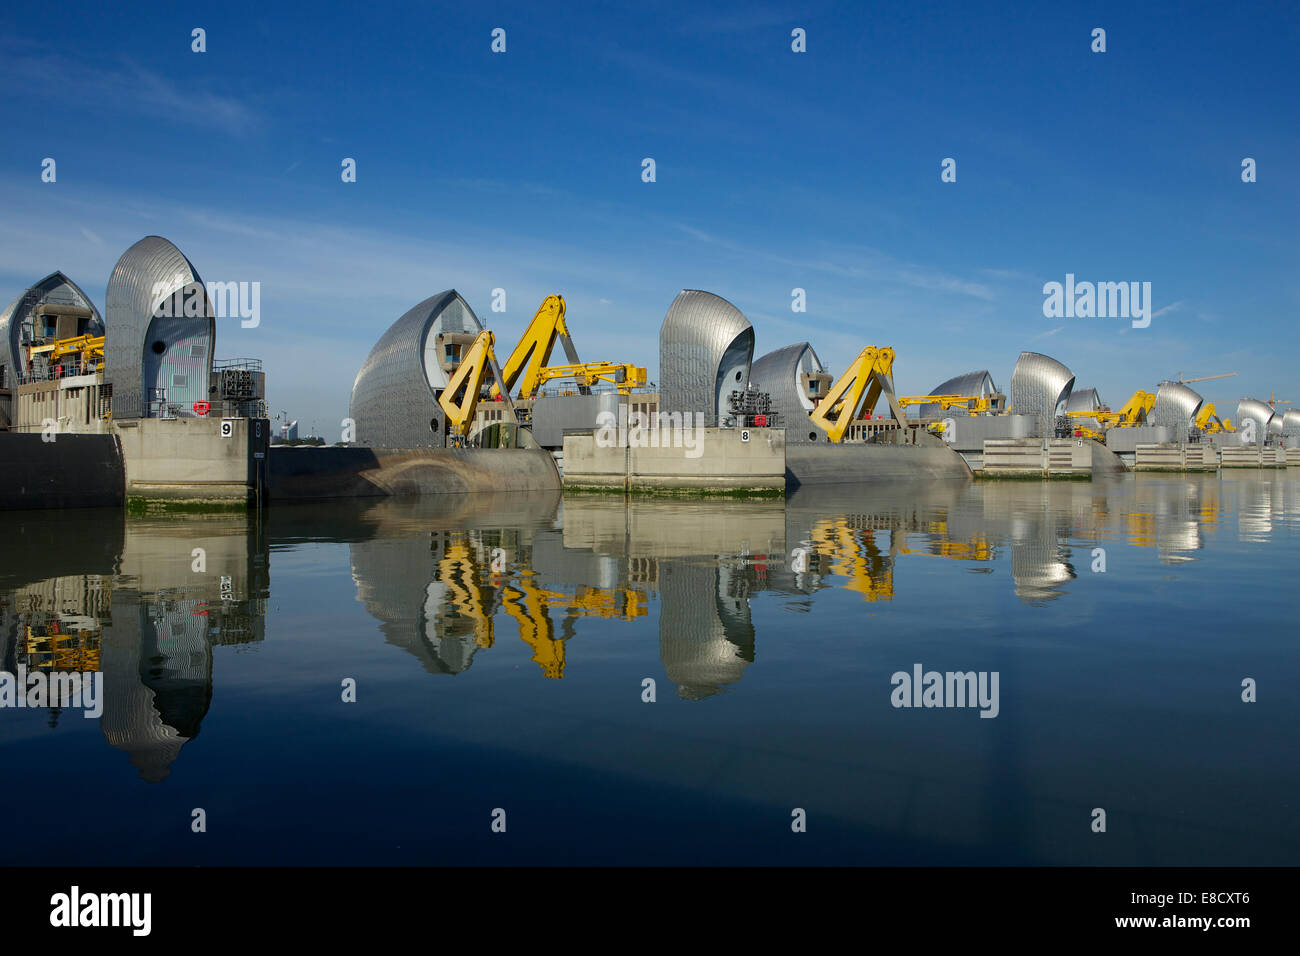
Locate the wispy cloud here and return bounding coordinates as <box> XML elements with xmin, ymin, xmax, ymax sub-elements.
<box><xmin>674</xmin><ymin>223</ymin><xmax>996</xmax><ymax>301</ymax></box>
<box><xmin>0</xmin><ymin>51</ymin><xmax>260</xmax><ymax>136</ymax></box>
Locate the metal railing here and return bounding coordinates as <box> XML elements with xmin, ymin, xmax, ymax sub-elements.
<box><xmin>213</xmin><ymin>358</ymin><xmax>263</xmax><ymax>372</ymax></box>
<box><xmin>14</xmin><ymin>361</ymin><xmax>102</xmax><ymax>385</ymax></box>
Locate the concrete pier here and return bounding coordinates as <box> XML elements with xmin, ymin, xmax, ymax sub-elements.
<box><xmin>1134</xmin><ymin>443</ymin><xmax>1218</xmax><ymax>471</ymax></box>
<box><xmin>561</xmin><ymin>426</ymin><xmax>786</xmax><ymax>494</ymax></box>
<box><xmin>114</xmin><ymin>416</ymin><xmax>270</xmax><ymax>505</ymax></box>
<box><xmin>979</xmin><ymin>437</ymin><xmax>1126</xmax><ymax>478</ymax></box>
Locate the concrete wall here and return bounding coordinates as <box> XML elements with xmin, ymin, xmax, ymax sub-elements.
<box><xmin>530</xmin><ymin>393</ymin><xmax>619</xmax><ymax>449</ymax></box>
<box><xmin>267</xmin><ymin>445</ymin><xmax>561</xmax><ymax>499</ymax></box>
<box><xmin>1134</xmin><ymin>443</ymin><xmax>1218</xmax><ymax>471</ymax></box>
<box><xmin>12</xmin><ymin>374</ymin><xmax>111</xmax><ymax>434</ymax></box>
<box><xmin>0</xmin><ymin>432</ymin><xmax>124</xmax><ymax>510</ymax></box>
<box><xmin>1221</xmin><ymin>445</ymin><xmax>1286</xmax><ymax>468</ymax></box>
<box><xmin>785</xmin><ymin>441</ymin><xmax>971</xmax><ymax>486</ymax></box>
<box><xmin>937</xmin><ymin>413</ymin><xmax>1035</xmax><ymax>452</ymax></box>
<box><xmin>981</xmin><ymin>438</ymin><xmax>1120</xmax><ymax>477</ymax></box>
<box><xmin>114</xmin><ymin>416</ymin><xmax>270</xmax><ymax>502</ymax></box>
<box><xmin>563</xmin><ymin>426</ymin><xmax>785</xmax><ymax>492</ymax></box>
<box><xmin>1104</xmin><ymin>425</ymin><xmax>1174</xmax><ymax>454</ymax></box>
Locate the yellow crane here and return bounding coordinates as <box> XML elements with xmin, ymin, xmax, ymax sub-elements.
<box><xmin>808</xmin><ymin>346</ymin><xmax>906</xmax><ymax>443</ymax></box>
<box><xmin>489</xmin><ymin>294</ymin><xmax>646</xmax><ymax>400</ymax></box>
<box><xmin>26</xmin><ymin>334</ymin><xmax>105</xmax><ymax>367</ymax></box>
<box><xmin>440</xmin><ymin>294</ymin><xmax>648</xmax><ymax>435</ymax></box>
<box><xmin>1194</xmin><ymin>402</ymin><xmax>1235</xmax><ymax>433</ymax></box>
<box><xmin>1067</xmin><ymin>389</ymin><xmax>1155</xmax><ymax>429</ymax></box>
<box><xmin>437</xmin><ymin>330</ymin><xmax>518</xmax><ymax>436</ymax></box>
<box><xmin>896</xmin><ymin>394</ymin><xmax>992</xmax><ymax>414</ymax></box>
<box><xmin>533</xmin><ymin>362</ymin><xmax>646</xmax><ymax>395</ymax></box>
<box><xmin>1176</xmin><ymin>372</ymin><xmax>1236</xmax><ymax>385</ymax></box>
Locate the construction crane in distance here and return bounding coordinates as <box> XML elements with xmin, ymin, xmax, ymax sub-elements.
<box><xmin>1176</xmin><ymin>372</ymin><xmax>1236</xmax><ymax>384</ymax></box>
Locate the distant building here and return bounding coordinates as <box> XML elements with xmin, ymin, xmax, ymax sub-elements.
<box><xmin>280</xmin><ymin>420</ymin><xmax>298</xmax><ymax>441</ymax></box>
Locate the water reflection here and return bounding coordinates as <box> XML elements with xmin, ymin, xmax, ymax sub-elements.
<box><xmin>2</xmin><ymin>471</ymin><xmax>1297</xmax><ymax>780</ymax></box>
<box><xmin>0</xmin><ymin>510</ymin><xmax>266</xmax><ymax>781</ymax></box>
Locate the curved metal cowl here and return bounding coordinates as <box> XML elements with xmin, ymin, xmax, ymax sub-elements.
<box><xmin>105</xmin><ymin>236</ymin><xmax>215</xmax><ymax>419</ymax></box>
<box><xmin>1236</xmin><ymin>399</ymin><xmax>1276</xmax><ymax>443</ymax></box>
<box><xmin>1008</xmin><ymin>352</ymin><xmax>1075</xmax><ymax>437</ymax></box>
<box><xmin>1283</xmin><ymin>409</ymin><xmax>1300</xmax><ymax>437</ymax></box>
<box><xmin>1150</xmin><ymin>382</ymin><xmax>1203</xmax><ymax>440</ymax></box>
<box><xmin>919</xmin><ymin>369</ymin><xmax>999</xmax><ymax>418</ymax></box>
<box><xmin>1064</xmin><ymin>386</ymin><xmax>1105</xmax><ymax>431</ymax></box>
<box><xmin>659</xmin><ymin>290</ymin><xmax>754</xmax><ymax>427</ymax></box>
<box><xmin>349</xmin><ymin>290</ymin><xmax>483</xmax><ymax>449</ymax></box>
<box><xmin>0</xmin><ymin>271</ymin><xmax>103</xmax><ymax>424</ymax></box>
<box><xmin>749</xmin><ymin>342</ymin><xmax>824</xmax><ymax>442</ymax></box>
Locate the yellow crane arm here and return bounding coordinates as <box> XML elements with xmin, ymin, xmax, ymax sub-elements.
<box><xmin>27</xmin><ymin>334</ymin><xmax>105</xmax><ymax>362</ymax></box>
<box><xmin>1194</xmin><ymin>402</ymin><xmax>1235</xmax><ymax>433</ymax></box>
<box><xmin>897</xmin><ymin>394</ymin><xmax>990</xmax><ymax>413</ymax></box>
<box><xmin>534</xmin><ymin>362</ymin><xmax>647</xmax><ymax>395</ymax></box>
<box><xmin>808</xmin><ymin>346</ymin><xmax>904</xmax><ymax>443</ymax></box>
<box><xmin>491</xmin><ymin>294</ymin><xmax>582</xmax><ymax>399</ymax></box>
<box><xmin>437</xmin><ymin>330</ymin><xmax>518</xmax><ymax>436</ymax></box>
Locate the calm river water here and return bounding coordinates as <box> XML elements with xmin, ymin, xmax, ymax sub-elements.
<box><xmin>1</xmin><ymin>472</ymin><xmax>1296</xmax><ymax>865</ymax></box>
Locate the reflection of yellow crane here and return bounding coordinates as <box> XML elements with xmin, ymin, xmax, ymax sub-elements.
<box><xmin>501</xmin><ymin>576</ymin><xmax>566</xmax><ymax>678</ymax></box>
<box><xmin>809</xmin><ymin>518</ymin><xmax>893</xmax><ymax>601</ymax></box>
<box><xmin>501</xmin><ymin>572</ymin><xmax>648</xmax><ymax>678</ymax></box>
<box><xmin>25</xmin><ymin>623</ymin><xmax>102</xmax><ymax>672</ymax></box>
<box><xmin>437</xmin><ymin>537</ymin><xmax>496</xmax><ymax>648</ymax></box>
<box><xmin>809</xmin><ymin>346</ymin><xmax>905</xmax><ymax>443</ymax></box>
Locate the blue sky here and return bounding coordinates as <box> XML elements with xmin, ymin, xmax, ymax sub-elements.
<box><xmin>1</xmin><ymin>0</ymin><xmax>1296</xmax><ymax>433</ymax></box>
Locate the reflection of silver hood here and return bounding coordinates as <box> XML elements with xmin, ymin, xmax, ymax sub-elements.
<box><xmin>658</xmin><ymin>558</ymin><xmax>754</xmax><ymax>699</ymax></box>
